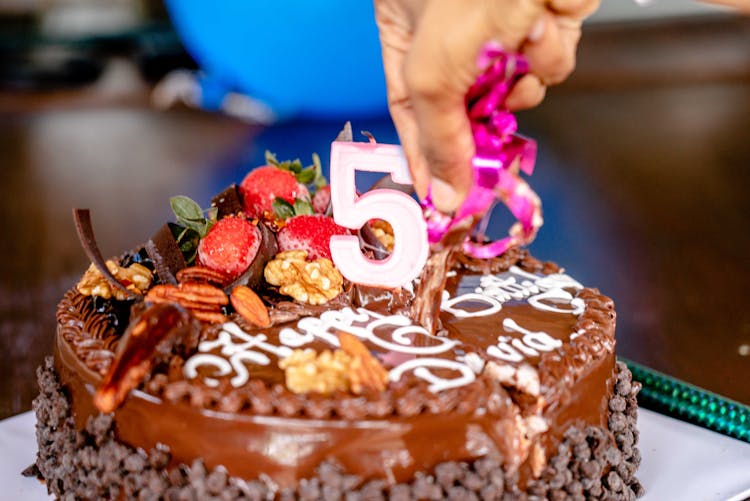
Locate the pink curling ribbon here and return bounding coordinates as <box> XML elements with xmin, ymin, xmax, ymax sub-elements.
<box><xmin>422</xmin><ymin>47</ymin><xmax>543</xmax><ymax>258</ymax></box>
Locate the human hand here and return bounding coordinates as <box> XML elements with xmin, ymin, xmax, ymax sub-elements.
<box><xmin>702</xmin><ymin>0</ymin><xmax>750</xmax><ymax>13</ymax></box>
<box><xmin>374</xmin><ymin>0</ymin><xmax>599</xmax><ymax>212</ymax></box>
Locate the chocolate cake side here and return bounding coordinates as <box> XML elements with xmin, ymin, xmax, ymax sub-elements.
<box><xmin>33</xmin><ymin>357</ymin><xmax>642</xmax><ymax>500</ymax></box>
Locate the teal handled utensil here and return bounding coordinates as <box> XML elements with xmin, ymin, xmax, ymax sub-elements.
<box><xmin>622</xmin><ymin>358</ymin><xmax>750</xmax><ymax>443</ymax></box>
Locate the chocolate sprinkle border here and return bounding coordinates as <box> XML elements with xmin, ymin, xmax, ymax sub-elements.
<box><xmin>32</xmin><ymin>358</ymin><xmax>643</xmax><ymax>500</ymax></box>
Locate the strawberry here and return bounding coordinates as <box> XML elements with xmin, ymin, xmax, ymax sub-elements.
<box><xmin>277</xmin><ymin>214</ymin><xmax>348</xmax><ymax>260</ymax></box>
<box><xmin>312</xmin><ymin>185</ymin><xmax>331</xmax><ymax>214</ymax></box>
<box><xmin>197</xmin><ymin>216</ymin><xmax>261</xmax><ymax>279</ymax></box>
<box><xmin>240</xmin><ymin>166</ymin><xmax>299</xmax><ymax>218</ymax></box>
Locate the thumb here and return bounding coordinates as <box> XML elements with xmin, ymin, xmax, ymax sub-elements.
<box><xmin>404</xmin><ymin>0</ymin><xmax>545</xmax><ymax>212</ymax></box>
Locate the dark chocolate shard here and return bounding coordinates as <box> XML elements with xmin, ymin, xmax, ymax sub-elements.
<box><xmin>94</xmin><ymin>303</ymin><xmax>194</xmax><ymax>413</ymax></box>
<box><xmin>145</xmin><ymin>223</ymin><xmax>186</xmax><ymax>285</ymax></box>
<box><xmin>356</xmin><ymin>176</ymin><xmax>415</xmax><ymax>261</ymax></box>
<box><xmin>411</xmin><ymin>218</ymin><xmax>476</xmax><ymax>334</ymax></box>
<box><xmin>335</xmin><ymin>121</ymin><xmax>353</xmax><ymax>142</ymax></box>
<box><xmin>358</xmin><ymin>223</ymin><xmax>389</xmax><ymax>261</ymax></box>
<box><xmin>371</xmin><ymin>174</ymin><xmax>415</xmax><ymax>197</ymax></box>
<box><xmin>211</xmin><ymin>184</ymin><xmax>244</xmax><ymax>218</ymax></box>
<box><xmin>224</xmin><ymin>222</ymin><xmax>278</xmax><ymax>292</ymax></box>
<box><xmin>73</xmin><ymin>208</ymin><xmax>137</xmax><ymax>300</ymax></box>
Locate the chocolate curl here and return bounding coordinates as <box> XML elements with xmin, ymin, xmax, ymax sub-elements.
<box><xmin>145</xmin><ymin>223</ymin><xmax>187</xmax><ymax>285</ymax></box>
<box><xmin>94</xmin><ymin>303</ymin><xmax>194</xmax><ymax>413</ymax></box>
<box><xmin>73</xmin><ymin>208</ymin><xmax>138</xmax><ymax>300</ymax></box>
<box><xmin>422</xmin><ymin>50</ymin><xmax>543</xmax><ymax>258</ymax></box>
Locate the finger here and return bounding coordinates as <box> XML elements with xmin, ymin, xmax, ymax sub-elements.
<box><xmin>404</xmin><ymin>0</ymin><xmax>546</xmax><ymax>212</ymax></box>
<box><xmin>548</xmin><ymin>0</ymin><xmax>601</xmax><ymax>18</ymax></box>
<box><xmin>505</xmin><ymin>74</ymin><xmax>546</xmax><ymax>110</ymax></box>
<box><xmin>375</xmin><ymin>5</ymin><xmax>432</xmax><ymax>199</ymax></box>
<box><xmin>382</xmin><ymin>44</ymin><xmax>432</xmax><ymax>198</ymax></box>
<box><xmin>701</xmin><ymin>0</ymin><xmax>750</xmax><ymax>13</ymax></box>
<box><xmin>523</xmin><ymin>13</ymin><xmax>581</xmax><ymax>85</ymax></box>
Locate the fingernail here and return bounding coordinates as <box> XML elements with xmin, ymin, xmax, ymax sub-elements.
<box><xmin>431</xmin><ymin>178</ymin><xmax>459</xmax><ymax>213</ymax></box>
<box><xmin>477</xmin><ymin>40</ymin><xmax>504</xmax><ymax>71</ymax></box>
<box><xmin>527</xmin><ymin>18</ymin><xmax>546</xmax><ymax>43</ymax></box>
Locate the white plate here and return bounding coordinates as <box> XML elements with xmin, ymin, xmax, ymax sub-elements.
<box><xmin>2</xmin><ymin>409</ymin><xmax>749</xmax><ymax>500</ymax></box>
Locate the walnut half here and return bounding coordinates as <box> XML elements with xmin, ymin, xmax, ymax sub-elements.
<box><xmin>278</xmin><ymin>332</ymin><xmax>389</xmax><ymax>395</ymax></box>
<box><xmin>264</xmin><ymin>250</ymin><xmax>343</xmax><ymax>305</ymax></box>
<box><xmin>77</xmin><ymin>260</ymin><xmax>152</xmax><ymax>300</ymax></box>
<box><xmin>279</xmin><ymin>348</ymin><xmax>352</xmax><ymax>395</ymax></box>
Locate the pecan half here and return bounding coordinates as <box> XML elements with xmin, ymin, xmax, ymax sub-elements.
<box><xmin>145</xmin><ymin>282</ymin><xmax>228</xmax><ymax>324</ymax></box>
<box><xmin>230</xmin><ymin>285</ymin><xmax>270</xmax><ymax>327</ymax></box>
<box><xmin>176</xmin><ymin>266</ymin><xmax>231</xmax><ymax>287</ymax></box>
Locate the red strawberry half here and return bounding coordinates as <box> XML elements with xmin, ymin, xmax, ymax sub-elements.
<box><xmin>277</xmin><ymin>214</ymin><xmax>348</xmax><ymax>261</ymax></box>
<box><xmin>312</xmin><ymin>185</ymin><xmax>330</xmax><ymax>214</ymax></box>
<box><xmin>198</xmin><ymin>216</ymin><xmax>261</xmax><ymax>279</ymax></box>
<box><xmin>240</xmin><ymin>166</ymin><xmax>299</xmax><ymax>218</ymax></box>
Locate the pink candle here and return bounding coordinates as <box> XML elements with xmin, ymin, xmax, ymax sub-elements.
<box><xmin>329</xmin><ymin>141</ymin><xmax>429</xmax><ymax>288</ymax></box>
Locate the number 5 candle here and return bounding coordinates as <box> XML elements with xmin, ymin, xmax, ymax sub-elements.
<box><xmin>329</xmin><ymin>141</ymin><xmax>429</xmax><ymax>288</ymax></box>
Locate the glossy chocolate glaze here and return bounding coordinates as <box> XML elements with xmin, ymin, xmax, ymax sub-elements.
<box><xmin>54</xmin><ymin>251</ymin><xmax>618</xmax><ymax>489</ymax></box>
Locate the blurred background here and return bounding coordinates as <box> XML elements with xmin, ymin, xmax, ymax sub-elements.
<box><xmin>0</xmin><ymin>0</ymin><xmax>748</xmax><ymax>420</ymax></box>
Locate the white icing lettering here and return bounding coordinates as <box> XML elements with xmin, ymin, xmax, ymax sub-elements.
<box><xmin>486</xmin><ymin>343</ymin><xmax>524</xmax><ymax>362</ymax></box>
<box><xmin>184</xmin><ymin>354</ymin><xmax>232</xmax><ymax>387</ymax></box>
<box><xmin>511</xmin><ymin>338</ymin><xmax>539</xmax><ymax>357</ymax></box>
<box><xmin>228</xmin><ymin>351</ymin><xmax>270</xmax><ymax>387</ymax></box>
<box><xmin>285</xmin><ymin>307</ymin><xmax>457</xmax><ymax>356</ymax></box>
<box><xmin>278</xmin><ymin>327</ymin><xmax>314</xmax><ymax>347</ymax></box>
<box><xmin>440</xmin><ymin>290</ymin><xmax>502</xmax><ymax>318</ymax></box>
<box><xmin>503</xmin><ymin>318</ymin><xmax>563</xmax><ymax>352</ymax></box>
<box><xmin>527</xmin><ymin>289</ymin><xmax>585</xmax><ymax>316</ymax></box>
<box><xmin>185</xmin><ymin>322</ymin><xmax>290</xmax><ymax>388</ymax></box>
<box><xmin>534</xmin><ymin>273</ymin><xmax>583</xmax><ymax>291</ymax></box>
<box><xmin>443</xmin><ymin>266</ymin><xmax>586</xmax><ymax>319</ymax></box>
<box><xmin>389</xmin><ymin>358</ymin><xmax>475</xmax><ymax>393</ymax></box>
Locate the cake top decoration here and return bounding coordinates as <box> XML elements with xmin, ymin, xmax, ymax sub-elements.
<box><xmin>422</xmin><ymin>49</ymin><xmax>543</xmax><ymax>259</ymax></box>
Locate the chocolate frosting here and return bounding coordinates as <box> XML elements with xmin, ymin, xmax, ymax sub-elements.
<box><xmin>54</xmin><ymin>249</ymin><xmax>618</xmax><ymax>489</ymax></box>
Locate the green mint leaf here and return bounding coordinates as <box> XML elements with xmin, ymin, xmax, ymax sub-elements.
<box><xmin>293</xmin><ymin>198</ymin><xmax>314</xmax><ymax>216</ymax></box>
<box><xmin>170</xmin><ymin>195</ymin><xmax>203</xmax><ymax>223</ymax></box>
<box><xmin>296</xmin><ymin>166</ymin><xmax>316</xmax><ymax>184</ymax></box>
<box><xmin>272</xmin><ymin>197</ymin><xmax>295</xmax><ymax>220</ymax></box>
<box><xmin>169</xmin><ymin>223</ymin><xmax>200</xmax><ymax>265</ymax></box>
<box><xmin>283</xmin><ymin>159</ymin><xmax>304</xmax><ymax>173</ymax></box>
<box><xmin>204</xmin><ymin>207</ymin><xmax>218</xmax><ymax>233</ymax></box>
<box><xmin>170</xmin><ymin>195</ymin><xmax>215</xmax><ymax>238</ymax></box>
<box><xmin>265</xmin><ymin>150</ymin><xmax>279</xmax><ymax>166</ymax></box>
<box><xmin>311</xmin><ymin>153</ymin><xmax>327</xmax><ymax>189</ymax></box>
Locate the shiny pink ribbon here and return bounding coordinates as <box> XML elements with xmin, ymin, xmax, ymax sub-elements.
<box><xmin>422</xmin><ymin>48</ymin><xmax>543</xmax><ymax>258</ymax></box>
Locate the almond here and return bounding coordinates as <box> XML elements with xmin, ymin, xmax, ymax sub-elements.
<box><xmin>231</xmin><ymin>285</ymin><xmax>271</xmax><ymax>328</ymax></box>
<box><xmin>337</xmin><ymin>331</ymin><xmax>388</xmax><ymax>394</ymax></box>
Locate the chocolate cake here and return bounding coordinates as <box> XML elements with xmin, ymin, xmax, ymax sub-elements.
<box><xmin>32</xmin><ymin>148</ymin><xmax>643</xmax><ymax>500</ymax></box>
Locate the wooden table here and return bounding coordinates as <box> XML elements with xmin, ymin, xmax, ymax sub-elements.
<box><xmin>1</xmin><ymin>15</ymin><xmax>748</xmax><ymax>419</ymax></box>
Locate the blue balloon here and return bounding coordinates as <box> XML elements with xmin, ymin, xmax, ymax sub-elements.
<box><xmin>165</xmin><ymin>1</ymin><xmax>389</xmax><ymax>119</ymax></box>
